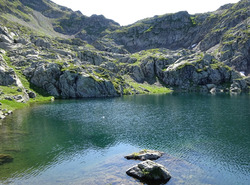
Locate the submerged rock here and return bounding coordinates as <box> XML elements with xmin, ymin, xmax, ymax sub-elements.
<box><xmin>126</xmin><ymin>160</ymin><xmax>171</xmax><ymax>183</ymax></box>
<box><xmin>125</xmin><ymin>150</ymin><xmax>163</xmax><ymax>161</ymax></box>
<box><xmin>0</xmin><ymin>154</ymin><xmax>14</xmax><ymax>165</ymax></box>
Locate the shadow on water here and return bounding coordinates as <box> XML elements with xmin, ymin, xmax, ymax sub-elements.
<box><xmin>0</xmin><ymin>94</ymin><xmax>249</xmax><ymax>184</ymax></box>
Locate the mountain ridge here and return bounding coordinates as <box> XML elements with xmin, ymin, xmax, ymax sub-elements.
<box><xmin>0</xmin><ymin>0</ymin><xmax>249</xmax><ymax>113</ymax></box>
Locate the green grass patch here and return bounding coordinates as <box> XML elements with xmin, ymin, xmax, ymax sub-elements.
<box><xmin>190</xmin><ymin>16</ymin><xmax>197</xmax><ymax>26</ymax></box>
<box><xmin>222</xmin><ymin>40</ymin><xmax>235</xmax><ymax>45</ymax></box>
<box><xmin>196</xmin><ymin>68</ymin><xmax>203</xmax><ymax>73</ymax></box>
<box><xmin>61</xmin><ymin>63</ymin><xmax>79</xmax><ymax>73</ymax></box>
<box><xmin>211</xmin><ymin>60</ymin><xmax>232</xmax><ymax>71</ymax></box>
<box><xmin>92</xmin><ymin>70</ymin><xmax>110</xmax><ymax>80</ymax></box>
<box><xmin>132</xmin><ymin>152</ymin><xmax>140</xmax><ymax>157</ymax></box>
<box><xmin>129</xmin><ymin>48</ymin><xmax>167</xmax><ymax>66</ymax></box>
<box><xmin>0</xmin><ymin>100</ymin><xmax>28</xmax><ymax>110</ymax></box>
<box><xmin>144</xmin><ymin>26</ymin><xmax>153</xmax><ymax>33</ymax></box>
<box><xmin>212</xmin><ymin>27</ymin><xmax>227</xmax><ymax>33</ymax></box>
<box><xmin>128</xmin><ymin>82</ymin><xmax>172</xmax><ymax>94</ymax></box>
<box><xmin>177</xmin><ymin>62</ymin><xmax>194</xmax><ymax>70</ymax></box>
<box><xmin>0</xmin><ymin>86</ymin><xmax>19</xmax><ymax>95</ymax></box>
<box><xmin>85</xmin><ymin>44</ymin><xmax>95</xmax><ymax>49</ymax></box>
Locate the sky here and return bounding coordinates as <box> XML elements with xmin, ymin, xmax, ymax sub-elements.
<box><xmin>50</xmin><ymin>0</ymin><xmax>240</xmax><ymax>26</ymax></box>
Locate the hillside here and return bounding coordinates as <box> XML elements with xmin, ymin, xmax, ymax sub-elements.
<box><xmin>0</xmin><ymin>0</ymin><xmax>249</xmax><ymax>114</ymax></box>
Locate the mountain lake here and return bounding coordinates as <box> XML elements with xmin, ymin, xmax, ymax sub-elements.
<box><xmin>0</xmin><ymin>93</ymin><xmax>249</xmax><ymax>185</ymax></box>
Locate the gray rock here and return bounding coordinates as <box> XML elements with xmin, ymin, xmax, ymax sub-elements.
<box><xmin>0</xmin><ymin>66</ymin><xmax>19</xmax><ymax>86</ymax></box>
<box><xmin>126</xmin><ymin>160</ymin><xmax>171</xmax><ymax>182</ymax></box>
<box><xmin>0</xmin><ymin>55</ymin><xmax>23</xmax><ymax>87</ymax></box>
<box><xmin>27</xmin><ymin>91</ymin><xmax>36</xmax><ymax>98</ymax></box>
<box><xmin>93</xmin><ymin>38</ymin><xmax>129</xmax><ymax>54</ymax></box>
<box><xmin>75</xmin><ymin>73</ymin><xmax>118</xmax><ymax>98</ymax></box>
<box><xmin>17</xmin><ymin>88</ymin><xmax>22</xmax><ymax>92</ymax></box>
<box><xmin>0</xmin><ymin>110</ymin><xmax>5</xmax><ymax>119</ymax></box>
<box><xmin>100</xmin><ymin>62</ymin><xmax>119</xmax><ymax>73</ymax></box>
<box><xmin>4</xmin><ymin>96</ymin><xmax>13</xmax><ymax>101</ymax></box>
<box><xmin>77</xmin><ymin>50</ymin><xmax>107</xmax><ymax>65</ymax></box>
<box><xmin>0</xmin><ymin>26</ymin><xmax>9</xmax><ymax>36</ymax></box>
<box><xmin>0</xmin><ymin>34</ymin><xmax>13</xmax><ymax>43</ymax></box>
<box><xmin>206</xmin><ymin>84</ymin><xmax>216</xmax><ymax>90</ymax></box>
<box><xmin>125</xmin><ymin>150</ymin><xmax>163</xmax><ymax>161</ymax></box>
<box><xmin>32</xmin><ymin>38</ymin><xmax>51</xmax><ymax>48</ymax></box>
<box><xmin>24</xmin><ymin>62</ymin><xmax>62</xmax><ymax>97</ymax></box>
<box><xmin>59</xmin><ymin>71</ymin><xmax>78</xmax><ymax>98</ymax></box>
<box><xmin>51</xmin><ymin>48</ymin><xmax>73</xmax><ymax>57</ymax></box>
<box><xmin>7</xmin><ymin>110</ymin><xmax>13</xmax><ymax>114</ymax></box>
<box><xmin>127</xmin><ymin>65</ymin><xmax>145</xmax><ymax>83</ymax></box>
<box><xmin>13</xmin><ymin>95</ymin><xmax>23</xmax><ymax>100</ymax></box>
<box><xmin>15</xmin><ymin>38</ymin><xmax>28</xmax><ymax>45</ymax></box>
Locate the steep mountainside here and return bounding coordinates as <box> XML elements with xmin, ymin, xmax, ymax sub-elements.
<box><xmin>0</xmin><ymin>0</ymin><xmax>249</xmax><ymax>113</ymax></box>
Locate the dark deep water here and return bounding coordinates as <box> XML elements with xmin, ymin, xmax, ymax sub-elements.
<box><xmin>0</xmin><ymin>94</ymin><xmax>249</xmax><ymax>184</ymax></box>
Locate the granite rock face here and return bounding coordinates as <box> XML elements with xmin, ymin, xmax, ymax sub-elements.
<box><xmin>59</xmin><ymin>71</ymin><xmax>119</xmax><ymax>98</ymax></box>
<box><xmin>23</xmin><ymin>62</ymin><xmax>119</xmax><ymax>98</ymax></box>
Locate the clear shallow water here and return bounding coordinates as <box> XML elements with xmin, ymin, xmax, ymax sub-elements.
<box><xmin>0</xmin><ymin>94</ymin><xmax>249</xmax><ymax>185</ymax></box>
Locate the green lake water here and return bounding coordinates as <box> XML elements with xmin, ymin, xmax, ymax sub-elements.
<box><xmin>0</xmin><ymin>94</ymin><xmax>249</xmax><ymax>184</ymax></box>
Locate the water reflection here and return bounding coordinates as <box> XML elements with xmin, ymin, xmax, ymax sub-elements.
<box><xmin>0</xmin><ymin>94</ymin><xmax>249</xmax><ymax>184</ymax></box>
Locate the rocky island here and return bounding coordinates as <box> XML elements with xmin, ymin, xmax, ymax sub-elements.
<box><xmin>0</xmin><ymin>0</ymin><xmax>249</xmax><ymax>114</ymax></box>
<box><xmin>125</xmin><ymin>150</ymin><xmax>171</xmax><ymax>183</ymax></box>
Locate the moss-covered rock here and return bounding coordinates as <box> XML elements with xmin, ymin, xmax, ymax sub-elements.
<box><xmin>125</xmin><ymin>150</ymin><xmax>164</xmax><ymax>161</ymax></box>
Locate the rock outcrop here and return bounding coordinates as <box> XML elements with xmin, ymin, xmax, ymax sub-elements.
<box><xmin>23</xmin><ymin>62</ymin><xmax>119</xmax><ymax>98</ymax></box>
<box><xmin>0</xmin><ymin>0</ymin><xmax>249</xmax><ymax>105</ymax></box>
<box><xmin>0</xmin><ymin>52</ymin><xmax>28</xmax><ymax>103</ymax></box>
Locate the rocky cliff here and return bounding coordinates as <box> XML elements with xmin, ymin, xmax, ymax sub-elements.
<box><xmin>0</xmin><ymin>0</ymin><xmax>249</xmax><ymax>111</ymax></box>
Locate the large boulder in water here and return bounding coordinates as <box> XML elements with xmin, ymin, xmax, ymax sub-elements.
<box><xmin>126</xmin><ymin>160</ymin><xmax>171</xmax><ymax>183</ymax></box>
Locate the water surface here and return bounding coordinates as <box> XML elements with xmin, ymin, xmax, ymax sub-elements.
<box><xmin>0</xmin><ymin>94</ymin><xmax>249</xmax><ymax>184</ymax></box>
